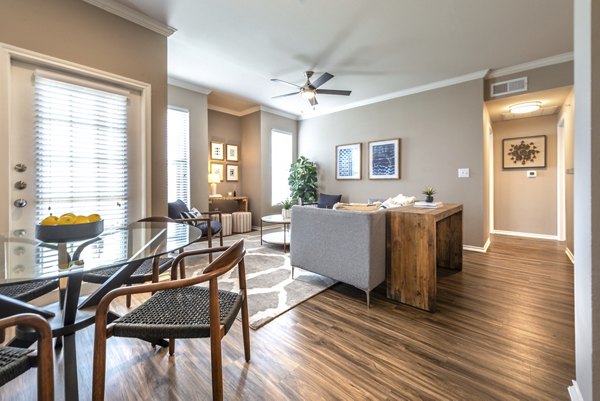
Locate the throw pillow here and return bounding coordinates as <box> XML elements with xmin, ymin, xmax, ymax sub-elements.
<box><xmin>317</xmin><ymin>193</ymin><xmax>342</xmax><ymax>209</ymax></box>
<box><xmin>180</xmin><ymin>208</ymin><xmax>201</xmax><ymax>226</ymax></box>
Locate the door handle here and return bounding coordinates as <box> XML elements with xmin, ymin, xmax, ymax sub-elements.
<box><xmin>13</xmin><ymin>198</ymin><xmax>27</xmax><ymax>208</ymax></box>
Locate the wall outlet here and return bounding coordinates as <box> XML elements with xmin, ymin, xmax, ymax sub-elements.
<box><xmin>527</xmin><ymin>170</ymin><xmax>537</xmax><ymax>178</ymax></box>
<box><xmin>458</xmin><ymin>168</ymin><xmax>470</xmax><ymax>178</ymax></box>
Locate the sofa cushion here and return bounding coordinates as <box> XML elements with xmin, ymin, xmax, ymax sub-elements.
<box><xmin>317</xmin><ymin>193</ymin><xmax>342</xmax><ymax>209</ymax></box>
<box><xmin>198</xmin><ymin>221</ymin><xmax>222</xmax><ymax>237</ymax></box>
<box><xmin>168</xmin><ymin>199</ymin><xmax>189</xmax><ymax>220</ymax></box>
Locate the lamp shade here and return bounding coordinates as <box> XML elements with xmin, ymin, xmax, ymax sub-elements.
<box><xmin>208</xmin><ymin>173</ymin><xmax>220</xmax><ymax>184</ymax></box>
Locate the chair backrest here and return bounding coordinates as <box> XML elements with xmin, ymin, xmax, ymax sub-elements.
<box><xmin>137</xmin><ymin>216</ymin><xmax>176</xmax><ymax>223</ymax></box>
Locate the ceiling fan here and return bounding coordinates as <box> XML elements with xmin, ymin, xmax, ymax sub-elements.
<box><xmin>271</xmin><ymin>71</ymin><xmax>351</xmax><ymax>106</ymax></box>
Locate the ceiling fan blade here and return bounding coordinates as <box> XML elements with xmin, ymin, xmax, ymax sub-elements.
<box><xmin>311</xmin><ymin>72</ymin><xmax>334</xmax><ymax>88</ymax></box>
<box><xmin>309</xmin><ymin>96</ymin><xmax>318</xmax><ymax>106</ymax></box>
<box><xmin>316</xmin><ymin>89</ymin><xmax>352</xmax><ymax>96</ymax></box>
<box><xmin>270</xmin><ymin>78</ymin><xmax>301</xmax><ymax>88</ymax></box>
<box><xmin>272</xmin><ymin>92</ymin><xmax>299</xmax><ymax>99</ymax></box>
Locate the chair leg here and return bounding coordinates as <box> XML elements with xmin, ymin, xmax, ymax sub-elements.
<box><xmin>92</xmin><ymin>326</ymin><xmax>108</xmax><ymax>401</ymax></box>
<box><xmin>169</xmin><ymin>338</ymin><xmax>175</xmax><ymax>356</ymax></box>
<box><xmin>291</xmin><ymin>266</ymin><xmax>295</xmax><ymax>279</ymax></box>
<box><xmin>366</xmin><ymin>290</ymin><xmax>370</xmax><ymax>308</ymax></box>
<box><xmin>241</xmin><ymin>293</ymin><xmax>251</xmax><ymax>362</ymax></box>
<box><xmin>210</xmin><ymin>333</ymin><xmax>223</xmax><ymax>401</ymax></box>
<box><xmin>126</xmin><ymin>284</ymin><xmax>132</xmax><ymax>308</ymax></box>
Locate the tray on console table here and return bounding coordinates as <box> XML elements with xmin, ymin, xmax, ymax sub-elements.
<box><xmin>386</xmin><ymin>203</ymin><xmax>463</xmax><ymax>312</ymax></box>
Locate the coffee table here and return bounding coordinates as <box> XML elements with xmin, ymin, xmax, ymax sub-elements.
<box><xmin>261</xmin><ymin>214</ymin><xmax>291</xmax><ymax>252</ymax></box>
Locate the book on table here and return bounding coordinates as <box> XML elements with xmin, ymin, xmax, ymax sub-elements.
<box><xmin>414</xmin><ymin>201</ymin><xmax>443</xmax><ymax>208</ymax></box>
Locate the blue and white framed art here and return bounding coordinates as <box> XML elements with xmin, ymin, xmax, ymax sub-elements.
<box><xmin>368</xmin><ymin>138</ymin><xmax>400</xmax><ymax>179</ymax></box>
<box><xmin>336</xmin><ymin>143</ymin><xmax>362</xmax><ymax>180</ymax></box>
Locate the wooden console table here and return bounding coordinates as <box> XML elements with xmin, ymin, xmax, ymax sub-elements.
<box><xmin>208</xmin><ymin>196</ymin><xmax>249</xmax><ymax>212</ymax></box>
<box><xmin>386</xmin><ymin>204</ymin><xmax>463</xmax><ymax>312</ymax></box>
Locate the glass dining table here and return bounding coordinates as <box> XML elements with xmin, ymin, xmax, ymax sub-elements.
<box><xmin>0</xmin><ymin>221</ymin><xmax>203</xmax><ymax>401</ymax></box>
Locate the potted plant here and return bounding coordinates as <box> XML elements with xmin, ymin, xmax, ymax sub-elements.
<box><xmin>422</xmin><ymin>186</ymin><xmax>436</xmax><ymax>202</ymax></box>
<box><xmin>288</xmin><ymin>156</ymin><xmax>318</xmax><ymax>204</ymax></box>
<box><xmin>280</xmin><ymin>198</ymin><xmax>294</xmax><ymax>219</ymax></box>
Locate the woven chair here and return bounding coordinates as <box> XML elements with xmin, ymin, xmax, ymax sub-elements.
<box><xmin>0</xmin><ymin>313</ymin><xmax>54</xmax><ymax>401</ymax></box>
<box><xmin>92</xmin><ymin>239</ymin><xmax>250</xmax><ymax>401</ymax></box>
<box><xmin>82</xmin><ymin>217</ymin><xmax>176</xmax><ymax>308</ymax></box>
<box><xmin>0</xmin><ymin>280</ymin><xmax>58</xmax><ymax>303</ymax></box>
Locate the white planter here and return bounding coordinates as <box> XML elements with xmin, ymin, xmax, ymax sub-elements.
<box><xmin>282</xmin><ymin>209</ymin><xmax>291</xmax><ymax>219</ymax></box>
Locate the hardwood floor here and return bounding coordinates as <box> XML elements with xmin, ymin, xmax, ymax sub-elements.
<box><xmin>0</xmin><ymin>234</ymin><xmax>574</xmax><ymax>400</ymax></box>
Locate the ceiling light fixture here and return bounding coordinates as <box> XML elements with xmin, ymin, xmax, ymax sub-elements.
<box><xmin>301</xmin><ymin>88</ymin><xmax>316</xmax><ymax>100</ymax></box>
<box><xmin>509</xmin><ymin>101</ymin><xmax>542</xmax><ymax>114</ymax></box>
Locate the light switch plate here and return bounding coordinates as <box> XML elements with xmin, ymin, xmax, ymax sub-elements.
<box><xmin>458</xmin><ymin>168</ymin><xmax>470</xmax><ymax>178</ymax></box>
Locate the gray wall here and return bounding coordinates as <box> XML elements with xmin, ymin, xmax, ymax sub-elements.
<box><xmin>492</xmin><ymin>115</ymin><xmax>558</xmax><ymax>236</ymax></box>
<box><xmin>0</xmin><ymin>0</ymin><xmax>168</xmax><ymax>217</ymax></box>
<box><xmin>168</xmin><ymin>85</ymin><xmax>209</xmax><ymax>211</ymax></box>
<box><xmin>298</xmin><ymin>79</ymin><xmax>486</xmax><ymax>247</ymax></box>
<box><xmin>208</xmin><ymin>110</ymin><xmax>242</xmax><ymax>197</ymax></box>
<box><xmin>573</xmin><ymin>0</ymin><xmax>600</xmax><ymax>399</ymax></box>
<box><xmin>240</xmin><ymin>112</ymin><xmax>262</xmax><ymax>225</ymax></box>
<box><xmin>485</xmin><ymin>61</ymin><xmax>574</xmax><ymax>101</ymax></box>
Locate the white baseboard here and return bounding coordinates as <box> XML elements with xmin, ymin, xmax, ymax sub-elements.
<box><xmin>491</xmin><ymin>229</ymin><xmax>559</xmax><ymax>241</ymax></box>
<box><xmin>565</xmin><ymin>247</ymin><xmax>575</xmax><ymax>264</ymax></box>
<box><xmin>568</xmin><ymin>380</ymin><xmax>584</xmax><ymax>401</ymax></box>
<box><xmin>463</xmin><ymin>238</ymin><xmax>491</xmax><ymax>253</ymax></box>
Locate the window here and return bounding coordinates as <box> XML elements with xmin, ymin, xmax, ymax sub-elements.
<box><xmin>167</xmin><ymin>108</ymin><xmax>190</xmax><ymax>205</ymax></box>
<box><xmin>271</xmin><ymin>130</ymin><xmax>293</xmax><ymax>205</ymax></box>
<box><xmin>34</xmin><ymin>75</ymin><xmax>129</xmax><ymax>229</ymax></box>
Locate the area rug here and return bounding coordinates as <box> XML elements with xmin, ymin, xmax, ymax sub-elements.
<box><xmin>185</xmin><ymin>232</ymin><xmax>336</xmax><ymax>330</ymax></box>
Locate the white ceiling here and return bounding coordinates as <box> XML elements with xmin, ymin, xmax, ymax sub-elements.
<box><xmin>485</xmin><ymin>86</ymin><xmax>572</xmax><ymax>122</ymax></box>
<box><xmin>115</xmin><ymin>0</ymin><xmax>573</xmax><ymax>117</ymax></box>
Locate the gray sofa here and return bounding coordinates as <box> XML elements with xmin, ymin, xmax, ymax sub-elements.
<box><xmin>289</xmin><ymin>205</ymin><xmax>386</xmax><ymax>307</ymax></box>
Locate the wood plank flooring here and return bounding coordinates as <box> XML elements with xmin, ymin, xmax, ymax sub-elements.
<box><xmin>0</xmin><ymin>234</ymin><xmax>574</xmax><ymax>400</ymax></box>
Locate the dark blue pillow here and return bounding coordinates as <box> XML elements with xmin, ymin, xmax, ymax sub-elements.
<box><xmin>318</xmin><ymin>193</ymin><xmax>342</xmax><ymax>209</ymax></box>
<box><xmin>168</xmin><ymin>199</ymin><xmax>189</xmax><ymax>220</ymax></box>
<box><xmin>198</xmin><ymin>221</ymin><xmax>222</xmax><ymax>237</ymax></box>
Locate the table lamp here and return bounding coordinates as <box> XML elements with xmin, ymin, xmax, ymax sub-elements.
<box><xmin>208</xmin><ymin>173</ymin><xmax>221</xmax><ymax>197</ymax></box>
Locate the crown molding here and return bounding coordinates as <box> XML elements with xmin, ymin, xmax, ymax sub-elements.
<box><xmin>208</xmin><ymin>104</ymin><xmax>299</xmax><ymax>120</ymax></box>
<box><xmin>82</xmin><ymin>0</ymin><xmax>176</xmax><ymax>37</ymax></box>
<box><xmin>168</xmin><ymin>78</ymin><xmax>212</xmax><ymax>95</ymax></box>
<box><xmin>486</xmin><ymin>52</ymin><xmax>573</xmax><ymax>79</ymax></box>
<box><xmin>299</xmin><ymin>69</ymin><xmax>489</xmax><ymax>120</ymax></box>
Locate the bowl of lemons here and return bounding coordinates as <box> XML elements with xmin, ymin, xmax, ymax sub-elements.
<box><xmin>35</xmin><ymin>213</ymin><xmax>103</xmax><ymax>243</ymax></box>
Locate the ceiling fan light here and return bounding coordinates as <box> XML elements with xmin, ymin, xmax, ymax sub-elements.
<box><xmin>509</xmin><ymin>101</ymin><xmax>541</xmax><ymax>114</ymax></box>
<box><xmin>301</xmin><ymin>89</ymin><xmax>315</xmax><ymax>99</ymax></box>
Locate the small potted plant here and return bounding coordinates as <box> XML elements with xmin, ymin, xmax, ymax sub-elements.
<box><xmin>422</xmin><ymin>186</ymin><xmax>436</xmax><ymax>203</ymax></box>
<box><xmin>280</xmin><ymin>198</ymin><xmax>294</xmax><ymax>219</ymax></box>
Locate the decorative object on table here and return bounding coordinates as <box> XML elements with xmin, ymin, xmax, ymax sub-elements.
<box><xmin>35</xmin><ymin>213</ymin><xmax>104</xmax><ymax>242</ymax></box>
<box><xmin>368</xmin><ymin>138</ymin><xmax>400</xmax><ymax>179</ymax></box>
<box><xmin>336</xmin><ymin>143</ymin><xmax>362</xmax><ymax>180</ymax></box>
<box><xmin>226</xmin><ymin>164</ymin><xmax>239</xmax><ymax>182</ymax></box>
<box><xmin>279</xmin><ymin>198</ymin><xmax>294</xmax><ymax>219</ymax></box>
<box><xmin>208</xmin><ymin>173</ymin><xmax>221</xmax><ymax>197</ymax></box>
<box><xmin>414</xmin><ymin>201</ymin><xmax>443</xmax><ymax>208</ymax></box>
<box><xmin>226</xmin><ymin>144</ymin><xmax>239</xmax><ymax>161</ymax></box>
<box><xmin>502</xmin><ymin>135</ymin><xmax>546</xmax><ymax>169</ymax></box>
<box><xmin>210</xmin><ymin>162</ymin><xmax>224</xmax><ymax>182</ymax></box>
<box><xmin>378</xmin><ymin>194</ymin><xmax>417</xmax><ymax>209</ymax></box>
<box><xmin>288</xmin><ymin>156</ymin><xmax>318</xmax><ymax>204</ymax></box>
<box><xmin>210</xmin><ymin>141</ymin><xmax>224</xmax><ymax>160</ymax></box>
<box><xmin>422</xmin><ymin>186</ymin><xmax>436</xmax><ymax>203</ymax></box>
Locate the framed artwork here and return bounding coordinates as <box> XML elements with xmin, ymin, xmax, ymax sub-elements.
<box><xmin>336</xmin><ymin>143</ymin><xmax>362</xmax><ymax>180</ymax></box>
<box><xmin>210</xmin><ymin>162</ymin><xmax>224</xmax><ymax>181</ymax></box>
<box><xmin>210</xmin><ymin>142</ymin><xmax>224</xmax><ymax>160</ymax></box>
<box><xmin>226</xmin><ymin>144</ymin><xmax>239</xmax><ymax>162</ymax></box>
<box><xmin>226</xmin><ymin>164</ymin><xmax>239</xmax><ymax>182</ymax></box>
<box><xmin>368</xmin><ymin>138</ymin><xmax>400</xmax><ymax>179</ymax></box>
<box><xmin>502</xmin><ymin>135</ymin><xmax>546</xmax><ymax>169</ymax></box>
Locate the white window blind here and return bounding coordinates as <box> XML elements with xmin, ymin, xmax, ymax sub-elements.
<box><xmin>167</xmin><ymin>108</ymin><xmax>190</xmax><ymax>206</ymax></box>
<box><xmin>271</xmin><ymin>130</ymin><xmax>293</xmax><ymax>205</ymax></box>
<box><xmin>34</xmin><ymin>75</ymin><xmax>129</xmax><ymax>229</ymax></box>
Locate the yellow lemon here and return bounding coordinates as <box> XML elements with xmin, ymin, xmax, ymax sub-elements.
<box><xmin>57</xmin><ymin>215</ymin><xmax>75</xmax><ymax>225</ymax></box>
<box><xmin>60</xmin><ymin>213</ymin><xmax>75</xmax><ymax>218</ymax></box>
<box><xmin>74</xmin><ymin>215</ymin><xmax>89</xmax><ymax>224</ymax></box>
<box><xmin>87</xmin><ymin>213</ymin><xmax>101</xmax><ymax>222</ymax></box>
<box><xmin>40</xmin><ymin>215</ymin><xmax>58</xmax><ymax>225</ymax></box>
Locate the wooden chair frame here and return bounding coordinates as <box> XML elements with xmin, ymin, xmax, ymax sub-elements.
<box><xmin>92</xmin><ymin>240</ymin><xmax>250</xmax><ymax>401</ymax></box>
<box><xmin>176</xmin><ymin>210</ymin><xmax>224</xmax><ymax>263</ymax></box>
<box><xmin>0</xmin><ymin>313</ymin><xmax>54</xmax><ymax>401</ymax></box>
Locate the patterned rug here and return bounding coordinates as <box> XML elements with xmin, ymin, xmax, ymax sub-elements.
<box><xmin>185</xmin><ymin>231</ymin><xmax>336</xmax><ymax>330</ymax></box>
